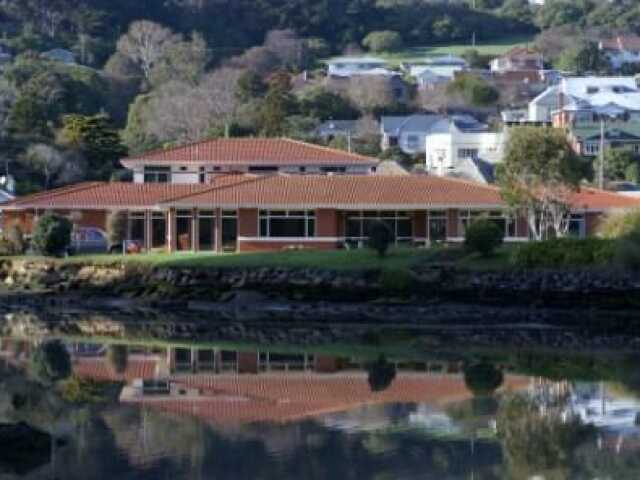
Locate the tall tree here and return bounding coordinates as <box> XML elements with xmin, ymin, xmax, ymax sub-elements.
<box><xmin>260</xmin><ymin>72</ymin><xmax>298</xmax><ymax>137</ymax></box>
<box><xmin>497</xmin><ymin>127</ymin><xmax>588</xmax><ymax>240</ymax></box>
<box><xmin>116</xmin><ymin>21</ymin><xmax>180</xmax><ymax>82</ymax></box>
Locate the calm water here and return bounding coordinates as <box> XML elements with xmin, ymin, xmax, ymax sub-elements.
<box><xmin>2</xmin><ymin>313</ymin><xmax>640</xmax><ymax>479</ymax></box>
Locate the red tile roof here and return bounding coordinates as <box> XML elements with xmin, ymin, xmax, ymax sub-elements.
<box><xmin>600</xmin><ymin>35</ymin><xmax>640</xmax><ymax>52</ymax></box>
<box><xmin>121</xmin><ymin>138</ymin><xmax>378</xmax><ymax>167</ymax></box>
<box><xmin>164</xmin><ymin>174</ymin><xmax>507</xmax><ymax>209</ymax></box>
<box><xmin>500</xmin><ymin>46</ymin><xmax>542</xmax><ymax>59</ymax></box>
<box><xmin>7</xmin><ymin>176</ymin><xmax>640</xmax><ymax>212</ymax></box>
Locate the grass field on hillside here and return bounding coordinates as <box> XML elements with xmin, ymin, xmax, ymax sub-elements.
<box><xmin>376</xmin><ymin>34</ymin><xmax>536</xmax><ymax>64</ymax></box>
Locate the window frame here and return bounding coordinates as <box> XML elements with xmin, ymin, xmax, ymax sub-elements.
<box><xmin>258</xmin><ymin>210</ymin><xmax>316</xmax><ymax>238</ymax></box>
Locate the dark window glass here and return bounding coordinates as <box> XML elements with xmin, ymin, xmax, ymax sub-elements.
<box><xmin>397</xmin><ymin>219</ymin><xmax>412</xmax><ymax>238</ymax></box>
<box><xmin>199</xmin><ymin>217</ymin><xmax>215</xmax><ymax>251</ymax></box>
<box><xmin>248</xmin><ymin>166</ymin><xmax>278</xmax><ymax>172</ymax></box>
<box><xmin>269</xmin><ymin>218</ymin><xmax>306</xmax><ymax>237</ymax></box>
<box><xmin>307</xmin><ymin>219</ymin><xmax>315</xmax><ymax>237</ymax></box>
<box><xmin>346</xmin><ymin>219</ymin><xmax>361</xmax><ymax>238</ymax></box>
<box><xmin>177</xmin><ymin>217</ymin><xmax>192</xmax><ymax>251</ymax></box>
<box><xmin>130</xmin><ymin>217</ymin><xmax>145</xmax><ymax>243</ymax></box>
<box><xmin>429</xmin><ymin>219</ymin><xmax>447</xmax><ymax>241</ymax></box>
<box><xmin>152</xmin><ymin>216</ymin><xmax>166</xmax><ymax>248</ymax></box>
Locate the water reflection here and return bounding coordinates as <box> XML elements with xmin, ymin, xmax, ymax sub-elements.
<box><xmin>1</xmin><ymin>333</ymin><xmax>640</xmax><ymax>479</ymax></box>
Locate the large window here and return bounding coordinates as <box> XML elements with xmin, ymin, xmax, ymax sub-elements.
<box><xmin>345</xmin><ymin>211</ymin><xmax>413</xmax><ymax>245</ymax></box>
<box><xmin>129</xmin><ymin>212</ymin><xmax>146</xmax><ymax>246</ymax></box>
<box><xmin>568</xmin><ymin>213</ymin><xmax>585</xmax><ymax>238</ymax></box>
<box><xmin>427</xmin><ymin>211</ymin><xmax>447</xmax><ymax>242</ymax></box>
<box><xmin>151</xmin><ymin>212</ymin><xmax>166</xmax><ymax>248</ymax></box>
<box><xmin>198</xmin><ymin>210</ymin><xmax>215</xmax><ymax>251</ymax></box>
<box><xmin>176</xmin><ymin>210</ymin><xmax>193</xmax><ymax>251</ymax></box>
<box><xmin>144</xmin><ymin>166</ymin><xmax>171</xmax><ymax>183</ymax></box>
<box><xmin>457</xmin><ymin>148</ymin><xmax>479</xmax><ymax>160</ymax></box>
<box><xmin>459</xmin><ymin>210</ymin><xmax>516</xmax><ymax>238</ymax></box>
<box><xmin>259</xmin><ymin>210</ymin><xmax>315</xmax><ymax>238</ymax></box>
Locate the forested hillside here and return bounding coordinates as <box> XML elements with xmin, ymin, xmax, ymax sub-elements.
<box><xmin>0</xmin><ymin>0</ymin><xmax>638</xmax><ymax>194</ymax></box>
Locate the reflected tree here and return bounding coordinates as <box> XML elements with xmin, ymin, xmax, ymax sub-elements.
<box><xmin>496</xmin><ymin>395</ymin><xmax>594</xmax><ymax>480</ymax></box>
<box><xmin>30</xmin><ymin>340</ymin><xmax>71</xmax><ymax>385</ymax></box>
<box><xmin>107</xmin><ymin>344</ymin><xmax>129</xmax><ymax>376</ymax></box>
<box><xmin>367</xmin><ymin>355</ymin><xmax>397</xmax><ymax>392</ymax></box>
<box><xmin>463</xmin><ymin>362</ymin><xmax>504</xmax><ymax>397</ymax></box>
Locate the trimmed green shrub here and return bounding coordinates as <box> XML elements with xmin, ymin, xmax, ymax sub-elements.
<box><xmin>464</xmin><ymin>219</ymin><xmax>504</xmax><ymax>257</ymax></box>
<box><xmin>598</xmin><ymin>209</ymin><xmax>640</xmax><ymax>239</ymax></box>
<box><xmin>30</xmin><ymin>339</ymin><xmax>71</xmax><ymax>384</ymax></box>
<box><xmin>612</xmin><ymin>230</ymin><xmax>640</xmax><ymax>270</ymax></box>
<box><xmin>512</xmin><ymin>238</ymin><xmax>615</xmax><ymax>269</ymax></box>
<box><xmin>368</xmin><ymin>220</ymin><xmax>394</xmax><ymax>257</ymax></box>
<box><xmin>367</xmin><ymin>355</ymin><xmax>397</xmax><ymax>392</ymax></box>
<box><xmin>31</xmin><ymin>214</ymin><xmax>72</xmax><ymax>256</ymax></box>
<box><xmin>464</xmin><ymin>362</ymin><xmax>504</xmax><ymax>396</ymax></box>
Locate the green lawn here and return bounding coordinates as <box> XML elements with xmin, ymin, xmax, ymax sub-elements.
<box><xmin>45</xmin><ymin>244</ymin><xmax>516</xmax><ymax>271</ymax></box>
<box><xmin>377</xmin><ymin>34</ymin><xmax>536</xmax><ymax>64</ymax></box>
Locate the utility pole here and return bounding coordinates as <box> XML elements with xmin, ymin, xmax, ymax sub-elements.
<box><xmin>599</xmin><ymin>118</ymin><xmax>605</xmax><ymax>189</ymax></box>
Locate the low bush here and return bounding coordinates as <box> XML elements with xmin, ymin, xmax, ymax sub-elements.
<box><xmin>368</xmin><ymin>221</ymin><xmax>394</xmax><ymax>257</ymax></box>
<box><xmin>598</xmin><ymin>209</ymin><xmax>640</xmax><ymax>239</ymax></box>
<box><xmin>31</xmin><ymin>214</ymin><xmax>72</xmax><ymax>256</ymax></box>
<box><xmin>464</xmin><ymin>219</ymin><xmax>504</xmax><ymax>257</ymax></box>
<box><xmin>512</xmin><ymin>238</ymin><xmax>615</xmax><ymax>269</ymax></box>
<box><xmin>612</xmin><ymin>230</ymin><xmax>640</xmax><ymax>270</ymax></box>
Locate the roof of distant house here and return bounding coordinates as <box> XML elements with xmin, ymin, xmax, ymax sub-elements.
<box><xmin>326</xmin><ymin>56</ymin><xmax>387</xmax><ymax>64</ymax></box>
<box><xmin>600</xmin><ymin>35</ymin><xmax>640</xmax><ymax>52</ymax></box>
<box><xmin>497</xmin><ymin>46</ymin><xmax>542</xmax><ymax>59</ymax></box>
<box><xmin>121</xmin><ymin>138</ymin><xmax>378</xmax><ymax>167</ymax></box>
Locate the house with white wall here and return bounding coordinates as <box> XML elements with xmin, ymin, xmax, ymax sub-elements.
<box><xmin>425</xmin><ymin>120</ymin><xmax>507</xmax><ymax>183</ymax></box>
<box><xmin>382</xmin><ymin>114</ymin><xmax>489</xmax><ymax>156</ymax></box>
<box><xmin>325</xmin><ymin>56</ymin><xmax>392</xmax><ymax>78</ymax></box>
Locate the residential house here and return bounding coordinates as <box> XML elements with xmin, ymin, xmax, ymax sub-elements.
<box><xmin>425</xmin><ymin>118</ymin><xmax>507</xmax><ymax>183</ymax></box>
<box><xmin>325</xmin><ymin>56</ymin><xmax>390</xmax><ymax>78</ymax></box>
<box><xmin>489</xmin><ymin>47</ymin><xmax>544</xmax><ymax>73</ymax></box>
<box><xmin>599</xmin><ymin>36</ymin><xmax>640</xmax><ymax>71</ymax></box>
<box><xmin>41</xmin><ymin>48</ymin><xmax>77</xmax><ymax>65</ymax></box>
<box><xmin>381</xmin><ymin>114</ymin><xmax>488</xmax><ymax>155</ymax></box>
<box><xmin>406</xmin><ymin>55</ymin><xmax>468</xmax><ymax>90</ymax></box>
<box><xmin>4</xmin><ymin>138</ymin><xmax>638</xmax><ymax>254</ymax></box>
<box><xmin>548</xmin><ymin>77</ymin><xmax>640</xmax><ymax>157</ymax></box>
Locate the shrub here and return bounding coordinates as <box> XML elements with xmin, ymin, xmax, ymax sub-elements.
<box><xmin>362</xmin><ymin>30</ymin><xmax>403</xmax><ymax>52</ymax></box>
<box><xmin>464</xmin><ymin>362</ymin><xmax>504</xmax><ymax>396</ymax></box>
<box><xmin>6</xmin><ymin>224</ymin><xmax>25</xmax><ymax>254</ymax></box>
<box><xmin>0</xmin><ymin>238</ymin><xmax>15</xmax><ymax>256</ymax></box>
<box><xmin>464</xmin><ymin>219</ymin><xmax>504</xmax><ymax>257</ymax></box>
<box><xmin>612</xmin><ymin>230</ymin><xmax>640</xmax><ymax>270</ymax></box>
<box><xmin>61</xmin><ymin>376</ymin><xmax>107</xmax><ymax>404</ymax></box>
<box><xmin>598</xmin><ymin>209</ymin><xmax>640</xmax><ymax>239</ymax></box>
<box><xmin>31</xmin><ymin>213</ymin><xmax>72</xmax><ymax>256</ymax></box>
<box><xmin>107</xmin><ymin>344</ymin><xmax>129</xmax><ymax>374</ymax></box>
<box><xmin>30</xmin><ymin>339</ymin><xmax>71</xmax><ymax>384</ymax></box>
<box><xmin>367</xmin><ymin>355</ymin><xmax>397</xmax><ymax>392</ymax></box>
<box><xmin>107</xmin><ymin>210</ymin><xmax>128</xmax><ymax>246</ymax></box>
<box><xmin>368</xmin><ymin>220</ymin><xmax>394</xmax><ymax>257</ymax></box>
<box><xmin>511</xmin><ymin>238</ymin><xmax>615</xmax><ymax>269</ymax></box>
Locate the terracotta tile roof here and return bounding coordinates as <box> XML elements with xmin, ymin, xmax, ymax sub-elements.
<box><xmin>7</xmin><ymin>175</ymin><xmax>640</xmax><ymax>212</ymax></box>
<box><xmin>569</xmin><ymin>187</ymin><xmax>640</xmax><ymax>210</ymax></box>
<box><xmin>121</xmin><ymin>138</ymin><xmax>378</xmax><ymax>166</ymax></box>
<box><xmin>5</xmin><ymin>176</ymin><xmax>252</xmax><ymax>210</ymax></box>
<box><xmin>601</xmin><ymin>35</ymin><xmax>640</xmax><ymax>52</ymax></box>
<box><xmin>163</xmin><ymin>174</ymin><xmax>507</xmax><ymax>209</ymax></box>
<box><xmin>500</xmin><ymin>46</ymin><xmax>542</xmax><ymax>59</ymax></box>
<box><xmin>132</xmin><ymin>373</ymin><xmax>530</xmax><ymax>426</ymax></box>
<box><xmin>74</xmin><ymin>357</ymin><xmax>158</xmax><ymax>382</ymax></box>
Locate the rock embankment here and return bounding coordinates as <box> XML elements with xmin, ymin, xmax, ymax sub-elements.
<box><xmin>1</xmin><ymin>258</ymin><xmax>640</xmax><ymax>307</ymax></box>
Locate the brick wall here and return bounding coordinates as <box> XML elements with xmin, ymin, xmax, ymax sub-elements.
<box><xmin>238</xmin><ymin>208</ymin><xmax>258</xmax><ymax>237</ymax></box>
<box><xmin>316</xmin><ymin>209</ymin><xmax>339</xmax><ymax>237</ymax></box>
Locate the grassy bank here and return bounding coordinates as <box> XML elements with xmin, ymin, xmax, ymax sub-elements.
<box><xmin>378</xmin><ymin>34</ymin><xmax>535</xmax><ymax>64</ymax></box>
<box><xmin>33</xmin><ymin>245</ymin><xmax>516</xmax><ymax>271</ymax></box>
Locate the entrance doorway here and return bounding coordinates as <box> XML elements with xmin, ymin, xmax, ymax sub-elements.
<box><xmin>221</xmin><ymin>210</ymin><xmax>237</xmax><ymax>252</ymax></box>
<box><xmin>198</xmin><ymin>210</ymin><xmax>216</xmax><ymax>251</ymax></box>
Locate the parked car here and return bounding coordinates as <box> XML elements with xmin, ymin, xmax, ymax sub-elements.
<box><xmin>68</xmin><ymin>227</ymin><xmax>109</xmax><ymax>254</ymax></box>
